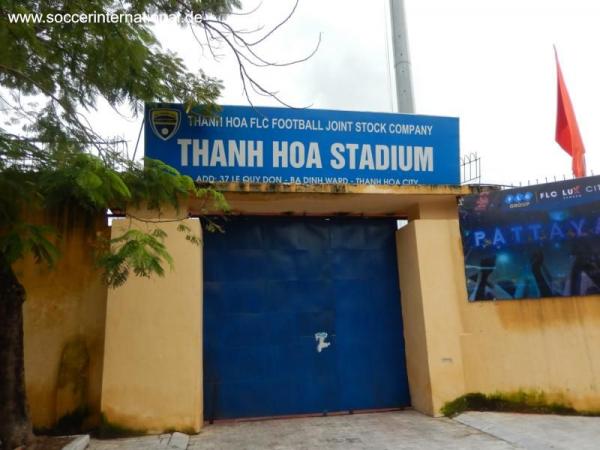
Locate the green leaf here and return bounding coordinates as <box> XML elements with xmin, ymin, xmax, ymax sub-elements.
<box><xmin>97</xmin><ymin>228</ymin><xmax>175</xmax><ymax>288</ymax></box>
<box><xmin>76</xmin><ymin>170</ymin><xmax>103</xmax><ymax>191</ymax></box>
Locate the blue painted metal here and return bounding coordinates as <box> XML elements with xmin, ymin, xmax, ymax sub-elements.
<box><xmin>203</xmin><ymin>217</ymin><xmax>410</xmax><ymax>419</ymax></box>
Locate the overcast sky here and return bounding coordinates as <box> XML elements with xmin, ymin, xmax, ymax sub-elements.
<box><xmin>102</xmin><ymin>0</ymin><xmax>600</xmax><ymax>186</ymax></box>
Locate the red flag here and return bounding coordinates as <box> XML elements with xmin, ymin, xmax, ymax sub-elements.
<box><xmin>555</xmin><ymin>48</ymin><xmax>586</xmax><ymax>177</ymax></box>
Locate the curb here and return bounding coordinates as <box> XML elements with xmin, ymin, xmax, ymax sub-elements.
<box><xmin>62</xmin><ymin>434</ymin><xmax>90</xmax><ymax>450</ymax></box>
<box><xmin>168</xmin><ymin>432</ymin><xmax>189</xmax><ymax>449</ymax></box>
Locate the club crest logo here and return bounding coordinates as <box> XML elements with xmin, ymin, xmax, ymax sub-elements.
<box><xmin>149</xmin><ymin>108</ymin><xmax>181</xmax><ymax>141</ymax></box>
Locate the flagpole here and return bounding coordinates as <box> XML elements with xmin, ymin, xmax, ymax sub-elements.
<box><xmin>389</xmin><ymin>0</ymin><xmax>414</xmax><ymax>114</ymax></box>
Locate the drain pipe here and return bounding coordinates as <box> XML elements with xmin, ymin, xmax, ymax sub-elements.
<box><xmin>389</xmin><ymin>0</ymin><xmax>415</xmax><ymax>113</ymax></box>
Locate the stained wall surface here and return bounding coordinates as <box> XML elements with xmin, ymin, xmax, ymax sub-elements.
<box><xmin>20</xmin><ymin>183</ymin><xmax>600</xmax><ymax>431</ymax></box>
<box><xmin>398</xmin><ymin>218</ymin><xmax>600</xmax><ymax>415</ymax></box>
<box><xmin>19</xmin><ymin>216</ymin><xmax>108</xmax><ymax>428</ymax></box>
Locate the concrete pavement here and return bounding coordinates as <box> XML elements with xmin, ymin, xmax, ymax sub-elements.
<box><xmin>185</xmin><ymin>410</ymin><xmax>514</xmax><ymax>450</ymax></box>
<box><xmin>87</xmin><ymin>410</ymin><xmax>600</xmax><ymax>449</ymax></box>
<box><xmin>456</xmin><ymin>411</ymin><xmax>600</xmax><ymax>450</ymax></box>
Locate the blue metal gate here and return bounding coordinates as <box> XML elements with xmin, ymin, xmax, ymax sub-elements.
<box><xmin>203</xmin><ymin>217</ymin><xmax>410</xmax><ymax>420</ymax></box>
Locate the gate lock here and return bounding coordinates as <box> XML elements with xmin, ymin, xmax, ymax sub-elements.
<box><xmin>315</xmin><ymin>332</ymin><xmax>331</xmax><ymax>353</ymax></box>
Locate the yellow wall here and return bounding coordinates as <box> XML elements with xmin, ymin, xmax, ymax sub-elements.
<box><xmin>397</xmin><ymin>220</ymin><xmax>467</xmax><ymax>415</ymax></box>
<box><xmin>20</xmin><ymin>186</ymin><xmax>600</xmax><ymax>429</ymax></box>
<box><xmin>398</xmin><ymin>217</ymin><xmax>600</xmax><ymax>415</ymax></box>
<box><xmin>460</xmin><ymin>292</ymin><xmax>600</xmax><ymax>411</ymax></box>
<box><xmin>18</xmin><ymin>216</ymin><xmax>108</xmax><ymax>429</ymax></box>
<box><xmin>100</xmin><ymin>216</ymin><xmax>203</xmax><ymax>433</ymax></box>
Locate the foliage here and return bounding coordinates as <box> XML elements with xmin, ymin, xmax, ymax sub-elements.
<box><xmin>0</xmin><ymin>0</ymin><xmax>231</xmax><ymax>124</ymax></box>
<box><xmin>0</xmin><ymin>152</ymin><xmax>226</xmax><ymax>284</ymax></box>
<box><xmin>0</xmin><ymin>0</ymin><xmax>241</xmax><ymax>281</ymax></box>
<box><xmin>98</xmin><ymin>228</ymin><xmax>173</xmax><ymax>287</ymax></box>
<box><xmin>441</xmin><ymin>391</ymin><xmax>600</xmax><ymax>418</ymax></box>
<box><xmin>121</xmin><ymin>158</ymin><xmax>226</xmax><ymax>213</ymax></box>
<box><xmin>0</xmin><ymin>221</ymin><xmax>58</xmax><ymax>267</ymax></box>
<box><xmin>40</xmin><ymin>153</ymin><xmax>132</xmax><ymax>213</ymax></box>
<box><xmin>0</xmin><ymin>2</ymin><xmax>312</xmax><ymax>446</ymax></box>
<box><xmin>0</xmin><ymin>0</ymin><xmax>311</xmax><ymax>279</ymax></box>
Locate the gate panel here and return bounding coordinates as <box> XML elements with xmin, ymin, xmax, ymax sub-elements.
<box><xmin>203</xmin><ymin>217</ymin><xmax>409</xmax><ymax>420</ymax></box>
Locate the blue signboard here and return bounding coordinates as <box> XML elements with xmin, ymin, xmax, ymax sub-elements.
<box><xmin>459</xmin><ymin>176</ymin><xmax>600</xmax><ymax>301</ymax></box>
<box><xmin>144</xmin><ymin>104</ymin><xmax>459</xmax><ymax>185</ymax></box>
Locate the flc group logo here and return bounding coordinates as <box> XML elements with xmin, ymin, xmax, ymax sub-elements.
<box><xmin>504</xmin><ymin>191</ymin><xmax>534</xmax><ymax>209</ymax></box>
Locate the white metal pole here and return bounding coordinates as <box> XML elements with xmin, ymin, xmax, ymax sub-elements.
<box><xmin>389</xmin><ymin>0</ymin><xmax>415</xmax><ymax>113</ymax></box>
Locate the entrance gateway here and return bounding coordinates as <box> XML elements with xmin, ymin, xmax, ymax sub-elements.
<box><xmin>129</xmin><ymin>103</ymin><xmax>461</xmax><ymax>425</ymax></box>
<box><xmin>203</xmin><ymin>216</ymin><xmax>410</xmax><ymax>419</ymax></box>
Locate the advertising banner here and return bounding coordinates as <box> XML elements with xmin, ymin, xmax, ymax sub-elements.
<box><xmin>144</xmin><ymin>104</ymin><xmax>459</xmax><ymax>186</ymax></box>
<box><xmin>459</xmin><ymin>176</ymin><xmax>600</xmax><ymax>301</ymax></box>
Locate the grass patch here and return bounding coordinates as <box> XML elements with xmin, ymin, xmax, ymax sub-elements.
<box><xmin>441</xmin><ymin>391</ymin><xmax>600</xmax><ymax>418</ymax></box>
